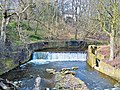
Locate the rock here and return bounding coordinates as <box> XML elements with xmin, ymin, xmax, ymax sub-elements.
<box><xmin>114</xmin><ymin>83</ymin><xmax>120</xmax><ymax>87</ymax></box>
<box><xmin>52</xmin><ymin>88</ymin><xmax>57</xmax><ymax>90</ymax></box>
<box><xmin>18</xmin><ymin>81</ymin><xmax>22</xmax><ymax>84</ymax></box>
<box><xmin>45</xmin><ymin>88</ymin><xmax>51</xmax><ymax>90</ymax></box>
<box><xmin>14</xmin><ymin>80</ymin><xmax>22</xmax><ymax>87</ymax></box>
<box><xmin>60</xmin><ymin>68</ymin><xmax>70</xmax><ymax>72</ymax></box>
<box><xmin>34</xmin><ymin>75</ymin><xmax>41</xmax><ymax>90</ymax></box>
<box><xmin>64</xmin><ymin>71</ymin><xmax>76</xmax><ymax>75</ymax></box>
<box><xmin>30</xmin><ymin>75</ymin><xmax>34</xmax><ymax>78</ymax></box>
<box><xmin>46</xmin><ymin>69</ymin><xmax>56</xmax><ymax>74</ymax></box>
<box><xmin>72</xmin><ymin>67</ymin><xmax>79</xmax><ymax>70</ymax></box>
<box><xmin>0</xmin><ymin>78</ymin><xmax>19</xmax><ymax>90</ymax></box>
<box><xmin>54</xmin><ymin>71</ymin><xmax>89</xmax><ymax>90</ymax></box>
<box><xmin>0</xmin><ymin>81</ymin><xmax>10</xmax><ymax>90</ymax></box>
<box><xmin>0</xmin><ymin>78</ymin><xmax>4</xmax><ymax>81</ymax></box>
<box><xmin>118</xmin><ymin>80</ymin><xmax>120</xmax><ymax>83</ymax></box>
<box><xmin>104</xmin><ymin>88</ymin><xmax>120</xmax><ymax>90</ymax></box>
<box><xmin>6</xmin><ymin>79</ymin><xmax>19</xmax><ymax>88</ymax></box>
<box><xmin>13</xmin><ymin>81</ymin><xmax>18</xmax><ymax>85</ymax></box>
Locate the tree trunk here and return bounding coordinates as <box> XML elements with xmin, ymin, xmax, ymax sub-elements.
<box><xmin>109</xmin><ymin>34</ymin><xmax>114</xmax><ymax>61</ymax></box>
<box><xmin>75</xmin><ymin>1</ymin><xmax>78</xmax><ymax>40</ymax></box>
<box><xmin>75</xmin><ymin>29</ymin><xmax>78</xmax><ymax>40</ymax></box>
<box><xmin>1</xmin><ymin>17</ymin><xmax>6</xmax><ymax>43</ymax></box>
<box><xmin>35</xmin><ymin>21</ymin><xmax>38</xmax><ymax>35</ymax></box>
<box><xmin>61</xmin><ymin>0</ymin><xmax>64</xmax><ymax>23</ymax></box>
<box><xmin>109</xmin><ymin>21</ymin><xmax>115</xmax><ymax>61</ymax></box>
<box><xmin>17</xmin><ymin>15</ymin><xmax>23</xmax><ymax>42</ymax></box>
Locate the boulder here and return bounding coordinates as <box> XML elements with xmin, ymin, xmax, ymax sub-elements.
<box><xmin>54</xmin><ymin>69</ymin><xmax>89</xmax><ymax>90</ymax></box>
<box><xmin>114</xmin><ymin>82</ymin><xmax>120</xmax><ymax>88</ymax></box>
<box><xmin>46</xmin><ymin>69</ymin><xmax>56</xmax><ymax>74</ymax></box>
<box><xmin>64</xmin><ymin>71</ymin><xmax>76</xmax><ymax>75</ymax></box>
<box><xmin>60</xmin><ymin>68</ymin><xmax>70</xmax><ymax>72</ymax></box>
<box><xmin>0</xmin><ymin>78</ymin><xmax>18</xmax><ymax>90</ymax></box>
<box><xmin>0</xmin><ymin>81</ymin><xmax>10</xmax><ymax>90</ymax></box>
<box><xmin>72</xmin><ymin>67</ymin><xmax>79</xmax><ymax>70</ymax></box>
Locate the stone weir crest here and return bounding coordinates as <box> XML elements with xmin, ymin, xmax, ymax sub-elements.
<box><xmin>0</xmin><ymin>40</ymin><xmax>88</xmax><ymax>75</ymax></box>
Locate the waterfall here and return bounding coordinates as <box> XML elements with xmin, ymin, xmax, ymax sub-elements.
<box><xmin>31</xmin><ymin>52</ymin><xmax>87</xmax><ymax>63</ymax></box>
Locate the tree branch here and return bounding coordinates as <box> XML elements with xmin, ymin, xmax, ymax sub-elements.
<box><xmin>20</xmin><ymin>0</ymin><xmax>25</xmax><ymax>5</ymax></box>
<box><xmin>0</xmin><ymin>3</ymin><xmax>4</xmax><ymax>10</ymax></box>
<box><xmin>20</xmin><ymin>4</ymin><xmax>31</xmax><ymax>14</ymax></box>
<box><xmin>32</xmin><ymin>18</ymin><xmax>51</xmax><ymax>30</ymax></box>
<box><xmin>98</xmin><ymin>0</ymin><xmax>113</xmax><ymax>18</ymax></box>
<box><xmin>7</xmin><ymin>12</ymin><xmax>17</xmax><ymax>17</ymax></box>
<box><xmin>20</xmin><ymin>3</ymin><xmax>35</xmax><ymax>14</ymax></box>
<box><xmin>101</xmin><ymin>22</ymin><xmax>110</xmax><ymax>35</ymax></box>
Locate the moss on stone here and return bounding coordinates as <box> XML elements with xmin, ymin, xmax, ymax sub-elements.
<box><xmin>0</xmin><ymin>59</ymin><xmax>16</xmax><ymax>75</ymax></box>
<box><xmin>0</xmin><ymin>59</ymin><xmax>14</xmax><ymax>68</ymax></box>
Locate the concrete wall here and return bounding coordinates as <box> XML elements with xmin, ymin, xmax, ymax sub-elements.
<box><xmin>87</xmin><ymin>45</ymin><xmax>120</xmax><ymax>81</ymax></box>
<box><xmin>0</xmin><ymin>40</ymin><xmax>88</xmax><ymax>75</ymax></box>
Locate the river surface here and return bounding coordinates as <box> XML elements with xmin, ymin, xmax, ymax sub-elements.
<box><xmin>1</xmin><ymin>52</ymin><xmax>118</xmax><ymax>90</ymax></box>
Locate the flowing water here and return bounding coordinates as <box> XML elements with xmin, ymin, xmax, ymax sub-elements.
<box><xmin>1</xmin><ymin>52</ymin><xmax>118</xmax><ymax>90</ymax></box>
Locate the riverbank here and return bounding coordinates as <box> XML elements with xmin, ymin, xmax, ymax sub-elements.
<box><xmin>0</xmin><ymin>66</ymin><xmax>89</xmax><ymax>90</ymax></box>
<box><xmin>87</xmin><ymin>45</ymin><xmax>120</xmax><ymax>82</ymax></box>
<box><xmin>95</xmin><ymin>45</ymin><xmax>120</xmax><ymax>69</ymax></box>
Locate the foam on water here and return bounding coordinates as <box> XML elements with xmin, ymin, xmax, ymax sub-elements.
<box><xmin>2</xmin><ymin>52</ymin><xmax>117</xmax><ymax>90</ymax></box>
<box><xmin>31</xmin><ymin>52</ymin><xmax>87</xmax><ymax>64</ymax></box>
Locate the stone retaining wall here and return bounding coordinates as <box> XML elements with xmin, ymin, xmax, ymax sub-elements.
<box><xmin>87</xmin><ymin>45</ymin><xmax>120</xmax><ymax>81</ymax></box>
<box><xmin>0</xmin><ymin>40</ymin><xmax>88</xmax><ymax>75</ymax></box>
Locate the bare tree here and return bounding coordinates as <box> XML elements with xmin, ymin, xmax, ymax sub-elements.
<box><xmin>0</xmin><ymin>0</ymin><xmax>35</xmax><ymax>44</ymax></box>
<box><xmin>97</xmin><ymin>0</ymin><xmax>120</xmax><ymax>61</ymax></box>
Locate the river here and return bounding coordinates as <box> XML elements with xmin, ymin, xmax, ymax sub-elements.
<box><xmin>0</xmin><ymin>52</ymin><xmax>118</xmax><ymax>90</ymax></box>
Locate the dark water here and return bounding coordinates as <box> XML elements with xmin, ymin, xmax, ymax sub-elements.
<box><xmin>1</xmin><ymin>52</ymin><xmax>118</xmax><ymax>90</ymax></box>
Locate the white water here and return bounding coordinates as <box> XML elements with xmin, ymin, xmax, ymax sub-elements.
<box><xmin>7</xmin><ymin>52</ymin><xmax>117</xmax><ymax>90</ymax></box>
<box><xmin>30</xmin><ymin>52</ymin><xmax>87</xmax><ymax>64</ymax></box>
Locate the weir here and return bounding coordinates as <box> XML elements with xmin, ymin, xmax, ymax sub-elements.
<box><xmin>0</xmin><ymin>41</ymin><xmax>88</xmax><ymax>75</ymax></box>
<box><xmin>29</xmin><ymin>52</ymin><xmax>87</xmax><ymax>65</ymax></box>
<box><xmin>0</xmin><ymin>51</ymin><xmax>117</xmax><ymax>90</ymax></box>
<box><xmin>32</xmin><ymin>52</ymin><xmax>87</xmax><ymax>61</ymax></box>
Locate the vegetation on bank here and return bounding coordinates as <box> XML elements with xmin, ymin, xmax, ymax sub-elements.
<box><xmin>0</xmin><ymin>0</ymin><xmax>119</xmax><ymax>60</ymax></box>
<box><xmin>0</xmin><ymin>1</ymin><xmax>119</xmax><ymax>89</ymax></box>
